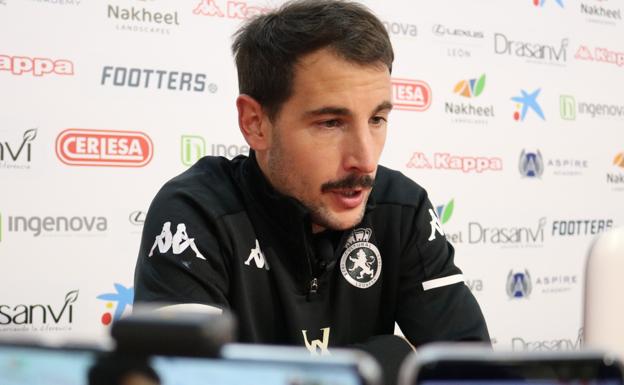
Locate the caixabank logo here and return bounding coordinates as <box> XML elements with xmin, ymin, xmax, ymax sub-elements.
<box><xmin>531</xmin><ymin>0</ymin><xmax>564</xmax><ymax>8</ymax></box>
<box><xmin>575</xmin><ymin>44</ymin><xmax>624</xmax><ymax>68</ymax></box>
<box><xmin>0</xmin><ymin>128</ymin><xmax>36</xmax><ymax>170</ymax></box>
<box><xmin>519</xmin><ymin>149</ymin><xmax>588</xmax><ymax>178</ymax></box>
<box><xmin>511</xmin><ymin>88</ymin><xmax>546</xmax><ymax>122</ymax></box>
<box><xmin>193</xmin><ymin>0</ymin><xmax>269</xmax><ymax>19</ymax></box>
<box><xmin>406</xmin><ymin>152</ymin><xmax>502</xmax><ymax>173</ymax></box>
<box><xmin>181</xmin><ymin>135</ymin><xmax>250</xmax><ymax>166</ymax></box>
<box><xmin>56</xmin><ymin>129</ymin><xmax>153</xmax><ymax>167</ymax></box>
<box><xmin>107</xmin><ymin>0</ymin><xmax>180</xmax><ymax>35</ymax></box>
<box><xmin>97</xmin><ymin>283</ymin><xmax>133</xmax><ymax>326</ymax></box>
<box><xmin>445</xmin><ymin>74</ymin><xmax>494</xmax><ymax>125</ymax></box>
<box><xmin>391</xmin><ymin>78</ymin><xmax>431</xmax><ymax>111</ymax></box>
<box><xmin>0</xmin><ymin>54</ymin><xmax>74</xmax><ymax>77</ymax></box>
<box><xmin>0</xmin><ymin>213</ymin><xmax>108</xmax><ymax>241</ymax></box>
<box><xmin>0</xmin><ymin>290</ymin><xmax>78</xmax><ymax>333</ymax></box>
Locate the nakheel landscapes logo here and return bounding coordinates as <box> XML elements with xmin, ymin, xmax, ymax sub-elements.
<box><xmin>445</xmin><ymin>74</ymin><xmax>494</xmax><ymax>124</ymax></box>
<box><xmin>0</xmin><ymin>290</ymin><xmax>79</xmax><ymax>332</ymax></box>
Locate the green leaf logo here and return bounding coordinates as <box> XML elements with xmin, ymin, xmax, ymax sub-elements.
<box><xmin>441</xmin><ymin>199</ymin><xmax>454</xmax><ymax>224</ymax></box>
<box><xmin>474</xmin><ymin>74</ymin><xmax>486</xmax><ymax>97</ymax></box>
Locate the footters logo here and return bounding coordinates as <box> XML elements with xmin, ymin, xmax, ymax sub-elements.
<box><xmin>56</xmin><ymin>129</ymin><xmax>153</xmax><ymax>167</ymax></box>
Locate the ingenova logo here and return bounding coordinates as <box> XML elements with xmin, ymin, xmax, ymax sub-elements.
<box><xmin>56</xmin><ymin>129</ymin><xmax>153</xmax><ymax>167</ymax></box>
<box><xmin>4</xmin><ymin>214</ymin><xmax>107</xmax><ymax>237</ymax></box>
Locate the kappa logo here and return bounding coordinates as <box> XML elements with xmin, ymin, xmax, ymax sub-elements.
<box><xmin>428</xmin><ymin>208</ymin><xmax>445</xmax><ymax>241</ymax></box>
<box><xmin>340</xmin><ymin>228</ymin><xmax>381</xmax><ymax>289</ymax></box>
<box><xmin>193</xmin><ymin>0</ymin><xmax>269</xmax><ymax>19</ymax></box>
<box><xmin>148</xmin><ymin>221</ymin><xmax>205</xmax><ymax>260</ymax></box>
<box><xmin>302</xmin><ymin>327</ymin><xmax>331</xmax><ymax>355</ymax></box>
<box><xmin>244</xmin><ymin>239</ymin><xmax>269</xmax><ymax>270</ymax></box>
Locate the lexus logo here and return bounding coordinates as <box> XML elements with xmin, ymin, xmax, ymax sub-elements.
<box><xmin>129</xmin><ymin>211</ymin><xmax>146</xmax><ymax>226</ymax></box>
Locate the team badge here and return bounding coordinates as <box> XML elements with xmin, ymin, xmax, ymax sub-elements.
<box><xmin>340</xmin><ymin>228</ymin><xmax>381</xmax><ymax>289</ymax></box>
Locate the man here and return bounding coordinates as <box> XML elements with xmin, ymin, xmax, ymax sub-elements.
<box><xmin>135</xmin><ymin>0</ymin><xmax>489</xmax><ymax>367</ymax></box>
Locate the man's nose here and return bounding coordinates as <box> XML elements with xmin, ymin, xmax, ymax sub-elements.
<box><xmin>343</xmin><ymin>123</ymin><xmax>378</xmax><ymax>174</ymax></box>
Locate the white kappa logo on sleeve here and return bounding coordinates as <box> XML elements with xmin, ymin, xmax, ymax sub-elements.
<box><xmin>148</xmin><ymin>221</ymin><xmax>206</xmax><ymax>260</ymax></box>
<box><xmin>427</xmin><ymin>208</ymin><xmax>445</xmax><ymax>241</ymax></box>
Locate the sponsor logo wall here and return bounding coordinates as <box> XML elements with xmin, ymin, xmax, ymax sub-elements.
<box><xmin>0</xmin><ymin>0</ymin><xmax>621</xmax><ymax>350</ymax></box>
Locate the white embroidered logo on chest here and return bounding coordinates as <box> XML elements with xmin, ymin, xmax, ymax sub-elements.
<box><xmin>244</xmin><ymin>239</ymin><xmax>270</xmax><ymax>270</ymax></box>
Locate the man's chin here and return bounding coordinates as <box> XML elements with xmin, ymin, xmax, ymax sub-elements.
<box><xmin>310</xmin><ymin>207</ymin><xmax>366</xmax><ymax>232</ymax></box>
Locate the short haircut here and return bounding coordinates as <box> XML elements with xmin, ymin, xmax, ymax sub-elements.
<box><xmin>232</xmin><ymin>0</ymin><xmax>394</xmax><ymax>120</ymax></box>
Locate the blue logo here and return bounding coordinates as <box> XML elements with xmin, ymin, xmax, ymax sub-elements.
<box><xmin>534</xmin><ymin>0</ymin><xmax>564</xmax><ymax>8</ymax></box>
<box><xmin>97</xmin><ymin>283</ymin><xmax>134</xmax><ymax>326</ymax></box>
<box><xmin>506</xmin><ymin>269</ymin><xmax>532</xmax><ymax>299</ymax></box>
<box><xmin>512</xmin><ymin>88</ymin><xmax>546</xmax><ymax>121</ymax></box>
<box><xmin>519</xmin><ymin>149</ymin><xmax>544</xmax><ymax>178</ymax></box>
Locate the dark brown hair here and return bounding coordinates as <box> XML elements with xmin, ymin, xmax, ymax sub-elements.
<box><xmin>232</xmin><ymin>0</ymin><xmax>394</xmax><ymax>120</ymax></box>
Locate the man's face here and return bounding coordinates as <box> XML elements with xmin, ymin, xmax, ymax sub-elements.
<box><xmin>260</xmin><ymin>48</ymin><xmax>392</xmax><ymax>232</ymax></box>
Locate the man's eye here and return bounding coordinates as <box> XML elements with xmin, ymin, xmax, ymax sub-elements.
<box><xmin>370</xmin><ymin>116</ymin><xmax>387</xmax><ymax>126</ymax></box>
<box><xmin>320</xmin><ymin>119</ymin><xmax>342</xmax><ymax>128</ymax></box>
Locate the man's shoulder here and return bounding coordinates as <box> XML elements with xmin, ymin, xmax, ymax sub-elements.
<box><xmin>151</xmin><ymin>156</ymin><xmax>246</xmax><ymax>218</ymax></box>
<box><xmin>371</xmin><ymin>165</ymin><xmax>428</xmax><ymax>208</ymax></box>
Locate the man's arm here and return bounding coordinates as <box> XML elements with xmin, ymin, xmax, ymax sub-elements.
<box><xmin>134</xmin><ymin>184</ymin><xmax>230</xmax><ymax>311</ymax></box>
<box><xmin>395</xmin><ymin>193</ymin><xmax>490</xmax><ymax>347</ymax></box>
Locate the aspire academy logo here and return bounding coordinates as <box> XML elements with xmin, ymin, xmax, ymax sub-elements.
<box><xmin>56</xmin><ymin>129</ymin><xmax>153</xmax><ymax>167</ymax></box>
<box><xmin>391</xmin><ymin>78</ymin><xmax>431</xmax><ymax>111</ymax></box>
<box><xmin>97</xmin><ymin>283</ymin><xmax>133</xmax><ymax>326</ymax></box>
<box><xmin>0</xmin><ymin>54</ymin><xmax>74</xmax><ymax>76</ymax></box>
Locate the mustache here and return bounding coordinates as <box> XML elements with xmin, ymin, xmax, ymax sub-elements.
<box><xmin>321</xmin><ymin>174</ymin><xmax>375</xmax><ymax>193</ymax></box>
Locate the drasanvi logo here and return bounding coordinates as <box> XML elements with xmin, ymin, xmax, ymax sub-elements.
<box><xmin>0</xmin><ymin>128</ymin><xmax>36</xmax><ymax>169</ymax></box>
<box><xmin>391</xmin><ymin>78</ymin><xmax>431</xmax><ymax>111</ymax></box>
<box><xmin>181</xmin><ymin>135</ymin><xmax>250</xmax><ymax>166</ymax></box>
<box><xmin>519</xmin><ymin>149</ymin><xmax>544</xmax><ymax>178</ymax></box>
<box><xmin>406</xmin><ymin>152</ymin><xmax>503</xmax><ymax>173</ymax></box>
<box><xmin>512</xmin><ymin>329</ymin><xmax>583</xmax><ymax>352</ymax></box>
<box><xmin>193</xmin><ymin>0</ymin><xmax>269</xmax><ymax>19</ymax></box>
<box><xmin>0</xmin><ymin>290</ymin><xmax>79</xmax><ymax>332</ymax></box>
<box><xmin>506</xmin><ymin>269</ymin><xmax>532</xmax><ymax>299</ymax></box>
<box><xmin>468</xmin><ymin>218</ymin><xmax>546</xmax><ymax>248</ymax></box>
<box><xmin>575</xmin><ymin>45</ymin><xmax>624</xmax><ymax>67</ymax></box>
<box><xmin>97</xmin><ymin>283</ymin><xmax>133</xmax><ymax>326</ymax></box>
<box><xmin>494</xmin><ymin>34</ymin><xmax>568</xmax><ymax>65</ymax></box>
<box><xmin>512</xmin><ymin>88</ymin><xmax>545</xmax><ymax>121</ymax></box>
<box><xmin>56</xmin><ymin>129</ymin><xmax>153</xmax><ymax>167</ymax></box>
<box><xmin>0</xmin><ymin>54</ymin><xmax>74</xmax><ymax>76</ymax></box>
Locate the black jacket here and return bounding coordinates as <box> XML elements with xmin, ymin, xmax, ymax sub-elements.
<box><xmin>134</xmin><ymin>153</ymin><xmax>490</xmax><ymax>351</ymax></box>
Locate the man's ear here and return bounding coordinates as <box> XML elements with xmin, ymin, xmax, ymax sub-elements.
<box><xmin>237</xmin><ymin>94</ymin><xmax>271</xmax><ymax>151</ymax></box>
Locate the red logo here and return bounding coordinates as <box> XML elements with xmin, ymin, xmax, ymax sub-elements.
<box><xmin>391</xmin><ymin>78</ymin><xmax>432</xmax><ymax>111</ymax></box>
<box><xmin>56</xmin><ymin>129</ymin><xmax>153</xmax><ymax>167</ymax></box>
<box><xmin>193</xmin><ymin>0</ymin><xmax>269</xmax><ymax>19</ymax></box>
<box><xmin>0</xmin><ymin>54</ymin><xmax>74</xmax><ymax>76</ymax></box>
<box><xmin>406</xmin><ymin>152</ymin><xmax>503</xmax><ymax>173</ymax></box>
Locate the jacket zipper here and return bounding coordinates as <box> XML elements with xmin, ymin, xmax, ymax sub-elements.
<box><xmin>303</xmin><ymin>220</ymin><xmax>318</xmax><ymax>301</ymax></box>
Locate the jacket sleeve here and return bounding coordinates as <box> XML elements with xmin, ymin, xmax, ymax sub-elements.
<box><xmin>133</xmin><ymin>184</ymin><xmax>231</xmax><ymax>310</ymax></box>
<box><xmin>395</xmin><ymin>192</ymin><xmax>490</xmax><ymax>347</ymax></box>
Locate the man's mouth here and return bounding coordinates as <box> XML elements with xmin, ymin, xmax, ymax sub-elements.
<box><xmin>328</xmin><ymin>188</ymin><xmax>367</xmax><ymax>209</ymax></box>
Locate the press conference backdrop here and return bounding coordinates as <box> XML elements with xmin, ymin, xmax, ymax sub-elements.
<box><xmin>0</xmin><ymin>0</ymin><xmax>622</xmax><ymax>351</ymax></box>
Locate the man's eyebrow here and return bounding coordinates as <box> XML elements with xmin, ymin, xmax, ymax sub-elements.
<box><xmin>303</xmin><ymin>101</ymin><xmax>393</xmax><ymax>118</ymax></box>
